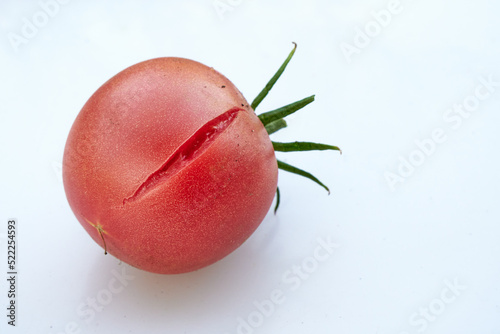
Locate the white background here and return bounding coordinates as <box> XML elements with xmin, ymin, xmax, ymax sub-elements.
<box><xmin>1</xmin><ymin>1</ymin><xmax>499</xmax><ymax>333</ymax></box>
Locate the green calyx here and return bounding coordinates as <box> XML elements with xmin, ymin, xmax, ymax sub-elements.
<box><xmin>251</xmin><ymin>42</ymin><xmax>297</xmax><ymax>110</ymax></box>
<box><xmin>251</xmin><ymin>42</ymin><xmax>341</xmax><ymax>213</ymax></box>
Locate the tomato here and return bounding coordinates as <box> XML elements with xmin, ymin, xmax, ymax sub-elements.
<box><xmin>63</xmin><ymin>57</ymin><xmax>278</xmax><ymax>274</ymax></box>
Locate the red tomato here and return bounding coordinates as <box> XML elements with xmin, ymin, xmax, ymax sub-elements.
<box><xmin>63</xmin><ymin>57</ymin><xmax>278</xmax><ymax>274</ymax></box>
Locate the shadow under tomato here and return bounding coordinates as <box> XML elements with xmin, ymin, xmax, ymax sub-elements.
<box><xmin>81</xmin><ymin>213</ymin><xmax>280</xmax><ymax>332</ymax></box>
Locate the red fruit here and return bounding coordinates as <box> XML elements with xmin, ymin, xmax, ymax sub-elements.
<box><xmin>63</xmin><ymin>57</ymin><xmax>278</xmax><ymax>274</ymax></box>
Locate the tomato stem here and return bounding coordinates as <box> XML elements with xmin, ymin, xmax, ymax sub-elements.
<box><xmin>272</xmin><ymin>141</ymin><xmax>342</xmax><ymax>154</ymax></box>
<box><xmin>258</xmin><ymin>95</ymin><xmax>315</xmax><ymax>126</ymax></box>
<box><xmin>265</xmin><ymin>118</ymin><xmax>287</xmax><ymax>135</ymax></box>
<box><xmin>277</xmin><ymin>160</ymin><xmax>330</xmax><ymax>195</ymax></box>
<box><xmin>274</xmin><ymin>187</ymin><xmax>281</xmax><ymax>214</ymax></box>
<box><xmin>251</xmin><ymin>42</ymin><xmax>297</xmax><ymax>110</ymax></box>
<box><xmin>252</xmin><ymin>42</ymin><xmax>340</xmax><ymax>212</ymax></box>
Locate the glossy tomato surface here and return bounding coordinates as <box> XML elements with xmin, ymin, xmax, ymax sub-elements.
<box><xmin>63</xmin><ymin>57</ymin><xmax>278</xmax><ymax>274</ymax></box>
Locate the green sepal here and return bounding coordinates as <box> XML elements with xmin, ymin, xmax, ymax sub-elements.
<box><xmin>265</xmin><ymin>118</ymin><xmax>287</xmax><ymax>135</ymax></box>
<box><xmin>251</xmin><ymin>42</ymin><xmax>297</xmax><ymax>110</ymax></box>
<box><xmin>258</xmin><ymin>95</ymin><xmax>315</xmax><ymax>126</ymax></box>
<box><xmin>272</xmin><ymin>141</ymin><xmax>341</xmax><ymax>153</ymax></box>
<box><xmin>274</xmin><ymin>187</ymin><xmax>281</xmax><ymax>214</ymax></box>
<box><xmin>277</xmin><ymin>160</ymin><xmax>330</xmax><ymax>195</ymax></box>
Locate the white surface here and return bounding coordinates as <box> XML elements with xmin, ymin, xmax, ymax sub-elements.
<box><xmin>1</xmin><ymin>1</ymin><xmax>499</xmax><ymax>333</ymax></box>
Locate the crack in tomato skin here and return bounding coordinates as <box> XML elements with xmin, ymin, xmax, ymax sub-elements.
<box><xmin>123</xmin><ymin>106</ymin><xmax>242</xmax><ymax>205</ymax></box>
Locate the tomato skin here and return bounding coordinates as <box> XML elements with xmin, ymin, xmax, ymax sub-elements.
<box><xmin>63</xmin><ymin>57</ymin><xmax>278</xmax><ymax>274</ymax></box>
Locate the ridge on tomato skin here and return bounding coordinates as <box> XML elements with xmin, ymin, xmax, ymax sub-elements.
<box><xmin>63</xmin><ymin>57</ymin><xmax>278</xmax><ymax>274</ymax></box>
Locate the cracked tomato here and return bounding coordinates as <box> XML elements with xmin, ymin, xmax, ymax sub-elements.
<box><xmin>63</xmin><ymin>57</ymin><xmax>278</xmax><ymax>274</ymax></box>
